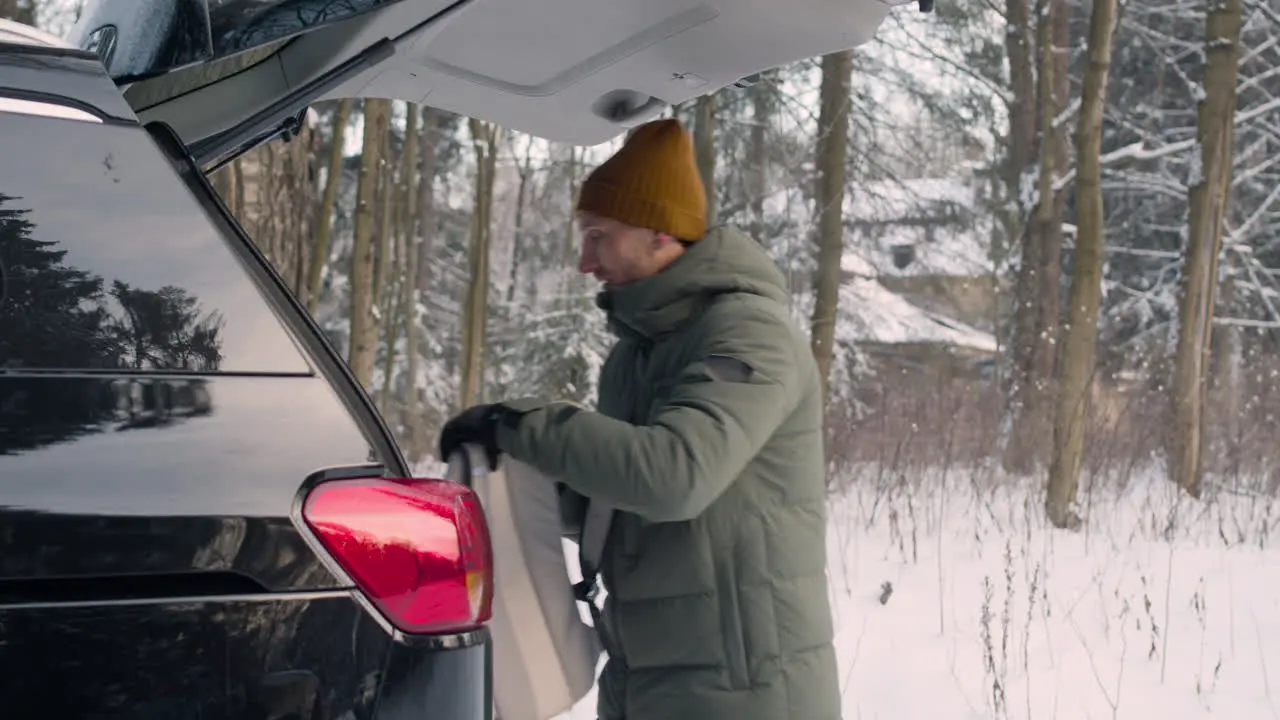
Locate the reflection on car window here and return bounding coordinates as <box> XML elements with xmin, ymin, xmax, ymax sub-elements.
<box><xmin>0</xmin><ymin>112</ymin><xmax>310</xmax><ymax>374</ymax></box>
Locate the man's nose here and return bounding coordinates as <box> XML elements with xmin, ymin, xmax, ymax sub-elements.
<box><xmin>578</xmin><ymin>245</ymin><xmax>598</xmax><ymax>275</ymax></box>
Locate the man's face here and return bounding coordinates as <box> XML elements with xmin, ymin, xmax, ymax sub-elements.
<box><xmin>576</xmin><ymin>213</ymin><xmax>682</xmax><ymax>287</ymax></box>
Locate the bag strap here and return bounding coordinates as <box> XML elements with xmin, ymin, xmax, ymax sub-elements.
<box><xmin>573</xmin><ymin>500</ymin><xmax>621</xmax><ymax>662</ymax></box>
<box><xmin>578</xmin><ymin>499</ymin><xmax>611</xmax><ymax>584</ymax></box>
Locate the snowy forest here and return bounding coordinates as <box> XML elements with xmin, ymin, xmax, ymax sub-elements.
<box><xmin>10</xmin><ymin>0</ymin><xmax>1280</xmax><ymax>716</ymax></box>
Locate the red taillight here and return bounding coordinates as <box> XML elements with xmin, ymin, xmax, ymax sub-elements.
<box><xmin>301</xmin><ymin>477</ymin><xmax>493</xmax><ymax>635</ymax></box>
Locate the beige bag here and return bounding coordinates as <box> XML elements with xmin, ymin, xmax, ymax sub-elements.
<box><xmin>447</xmin><ymin>444</ymin><xmax>602</xmax><ymax>720</ymax></box>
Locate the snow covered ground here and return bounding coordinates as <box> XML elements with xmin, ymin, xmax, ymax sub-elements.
<box><xmin>553</xmin><ymin>466</ymin><xmax>1280</xmax><ymax>719</ymax></box>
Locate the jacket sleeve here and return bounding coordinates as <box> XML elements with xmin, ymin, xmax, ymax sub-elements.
<box><xmin>494</xmin><ymin>301</ymin><xmax>809</xmax><ymax>523</ymax></box>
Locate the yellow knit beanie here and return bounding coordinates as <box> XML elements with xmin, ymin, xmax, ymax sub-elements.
<box><xmin>576</xmin><ymin>118</ymin><xmax>707</xmax><ymax>242</ymax></box>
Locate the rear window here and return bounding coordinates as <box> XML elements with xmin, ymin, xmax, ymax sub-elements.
<box><xmin>0</xmin><ymin>109</ymin><xmax>311</xmax><ymax>374</ymax></box>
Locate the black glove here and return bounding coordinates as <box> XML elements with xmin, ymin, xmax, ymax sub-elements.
<box><xmin>438</xmin><ymin>403</ymin><xmax>509</xmax><ymax>471</ymax></box>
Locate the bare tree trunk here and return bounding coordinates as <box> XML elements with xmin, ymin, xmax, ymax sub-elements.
<box><xmin>377</xmin><ymin>218</ymin><xmax>407</xmax><ymax>413</ymax></box>
<box><xmin>999</xmin><ymin>0</ymin><xmax>1037</xmax><ymax>308</ymax></box>
<box><xmin>507</xmin><ymin>135</ymin><xmax>535</xmax><ymax>304</ymax></box>
<box><xmin>232</xmin><ymin>158</ymin><xmax>245</xmax><ymax>219</ymax></box>
<box><xmin>257</xmin><ymin>142</ymin><xmax>278</xmax><ymax>265</ymax></box>
<box><xmin>415</xmin><ymin>108</ymin><xmax>443</xmax><ymax>299</ymax></box>
<box><xmin>348</xmin><ymin>98</ymin><xmax>391</xmax><ymax>390</ymax></box>
<box><xmin>282</xmin><ymin>118</ymin><xmax>319</xmax><ymax>298</ymax></box>
<box><xmin>226</xmin><ymin>148</ymin><xmax>254</xmax><ymax>232</ymax></box>
<box><xmin>308</xmin><ymin>98</ymin><xmax>353</xmax><ymax>314</ymax></box>
<box><xmin>459</xmin><ymin>118</ymin><xmax>499</xmax><ymax>409</ymax></box>
<box><xmin>809</xmin><ymin>50</ymin><xmax>852</xmax><ymax>402</ymax></box>
<box><xmin>561</xmin><ymin>145</ymin><xmax>593</xmax><ymax>319</ymax></box>
<box><xmin>379</xmin><ymin>105</ymin><xmax>420</xmax><ymax>414</ymax></box>
<box><xmin>1003</xmin><ymin>0</ymin><xmax>1068</xmax><ymax>475</ymax></box>
<box><xmin>374</xmin><ymin>115</ymin><xmax>398</xmax><ymax>317</ymax></box>
<box><xmin>405</xmin><ymin>106</ymin><xmax>441</xmax><ymax>463</ymax></box>
<box><xmin>237</xmin><ymin>123</ymin><xmax>308</xmax><ymax>295</ymax></box>
<box><xmin>1169</xmin><ymin>0</ymin><xmax>1243</xmax><ymax>498</ymax></box>
<box><xmin>694</xmin><ymin>93</ymin><xmax>718</xmax><ymax>228</ymax></box>
<box><xmin>563</xmin><ymin>145</ymin><xmax>580</xmax><ymax>266</ymax></box>
<box><xmin>748</xmin><ymin>72</ymin><xmax>774</xmax><ymax>243</ymax></box>
<box><xmin>1047</xmin><ymin>0</ymin><xmax>1118</xmax><ymax>530</ymax></box>
<box><xmin>1212</xmin><ymin>252</ymin><xmax>1241</xmax><ymax>476</ymax></box>
<box><xmin>228</xmin><ymin>121</ymin><xmax>315</xmax><ymax>295</ymax></box>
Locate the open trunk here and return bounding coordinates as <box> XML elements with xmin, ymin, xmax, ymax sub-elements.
<box><xmin>67</xmin><ymin>0</ymin><xmax>917</xmax><ymax>169</ymax></box>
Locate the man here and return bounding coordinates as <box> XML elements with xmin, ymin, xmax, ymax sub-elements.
<box><xmin>438</xmin><ymin>118</ymin><xmax>838</xmax><ymax>720</ymax></box>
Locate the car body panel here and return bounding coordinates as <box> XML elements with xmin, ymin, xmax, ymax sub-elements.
<box><xmin>68</xmin><ymin>0</ymin><xmax>904</xmax><ymax>149</ymax></box>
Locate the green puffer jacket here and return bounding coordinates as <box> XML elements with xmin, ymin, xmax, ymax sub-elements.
<box><xmin>494</xmin><ymin>226</ymin><xmax>838</xmax><ymax>720</ymax></box>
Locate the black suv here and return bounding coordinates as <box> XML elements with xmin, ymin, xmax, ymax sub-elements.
<box><xmin>0</xmin><ymin>20</ymin><xmax>493</xmax><ymax>720</ymax></box>
<box><xmin>1</xmin><ymin>0</ymin><xmax>903</xmax><ymax>716</ymax></box>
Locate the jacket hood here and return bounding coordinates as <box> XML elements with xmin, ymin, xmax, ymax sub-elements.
<box><xmin>597</xmin><ymin>225</ymin><xmax>790</xmax><ymax>340</ymax></box>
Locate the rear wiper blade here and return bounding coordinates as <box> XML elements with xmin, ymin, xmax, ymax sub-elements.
<box><xmin>189</xmin><ymin>37</ymin><xmax>395</xmax><ymax>173</ymax></box>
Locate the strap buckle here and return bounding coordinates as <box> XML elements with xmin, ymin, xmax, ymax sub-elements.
<box><xmin>572</xmin><ymin>578</ymin><xmax>600</xmax><ymax>604</ymax></box>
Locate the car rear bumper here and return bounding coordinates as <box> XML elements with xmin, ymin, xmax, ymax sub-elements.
<box><xmin>0</xmin><ymin>591</ymin><xmax>492</xmax><ymax>719</ymax></box>
<box><xmin>377</xmin><ymin>631</ymin><xmax>493</xmax><ymax>720</ymax></box>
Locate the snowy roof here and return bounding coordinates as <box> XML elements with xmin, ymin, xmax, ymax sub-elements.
<box><xmin>841</xmin><ymin>177</ymin><xmax>992</xmax><ymax>279</ymax></box>
<box><xmin>847</xmin><ymin>177</ymin><xmax>973</xmax><ymax>223</ymax></box>
<box><xmin>836</xmin><ymin>276</ymin><xmax>997</xmax><ymax>352</ymax></box>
